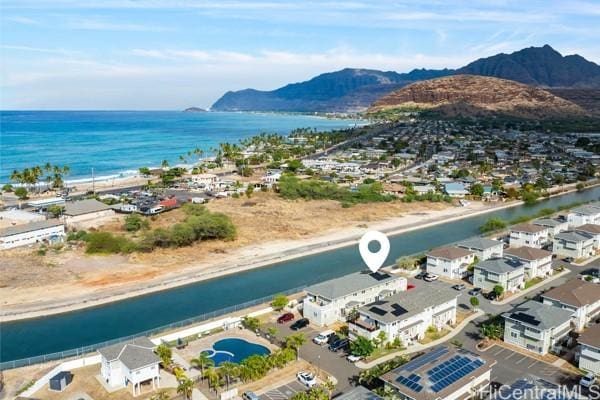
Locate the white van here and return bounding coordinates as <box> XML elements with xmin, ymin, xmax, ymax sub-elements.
<box><xmin>312</xmin><ymin>329</ymin><xmax>335</xmax><ymax>345</ymax></box>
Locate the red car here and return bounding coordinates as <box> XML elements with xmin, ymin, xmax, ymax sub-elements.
<box><xmin>277</xmin><ymin>312</ymin><xmax>294</xmax><ymax>324</ymax></box>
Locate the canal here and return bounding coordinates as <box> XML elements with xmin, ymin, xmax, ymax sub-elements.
<box><xmin>2</xmin><ymin>187</ymin><xmax>600</xmax><ymax>362</ymax></box>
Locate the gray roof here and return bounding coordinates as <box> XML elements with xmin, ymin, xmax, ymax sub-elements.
<box><xmin>502</xmin><ymin>300</ymin><xmax>573</xmax><ymax>330</ymax></box>
<box><xmin>570</xmin><ymin>204</ymin><xmax>600</xmax><ymax>216</ymax></box>
<box><xmin>532</xmin><ymin>218</ymin><xmax>566</xmax><ymax>228</ymax></box>
<box><xmin>359</xmin><ymin>282</ymin><xmax>457</xmax><ymax>324</ymax></box>
<box><xmin>0</xmin><ymin>219</ymin><xmax>63</xmax><ymax>237</ymax></box>
<box><xmin>457</xmin><ymin>237</ymin><xmax>503</xmax><ymax>251</ymax></box>
<box><xmin>475</xmin><ymin>258</ymin><xmax>524</xmax><ymax>275</ymax></box>
<box><xmin>334</xmin><ymin>386</ymin><xmax>383</xmax><ymax>400</ymax></box>
<box><xmin>305</xmin><ymin>271</ymin><xmax>401</xmax><ymax>300</ymax></box>
<box><xmin>554</xmin><ymin>230</ymin><xmax>593</xmax><ymax>243</ymax></box>
<box><xmin>64</xmin><ymin>199</ymin><xmax>111</xmax><ymax>216</ymax></box>
<box><xmin>98</xmin><ymin>337</ymin><xmax>159</xmax><ymax>370</ymax></box>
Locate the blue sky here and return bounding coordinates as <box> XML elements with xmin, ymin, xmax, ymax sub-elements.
<box><xmin>1</xmin><ymin>0</ymin><xmax>600</xmax><ymax>110</ymax></box>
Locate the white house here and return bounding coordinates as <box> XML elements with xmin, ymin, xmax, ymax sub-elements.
<box><xmin>262</xmin><ymin>169</ymin><xmax>282</xmax><ymax>184</ymax></box>
<box><xmin>457</xmin><ymin>237</ymin><xmax>503</xmax><ymax>261</ymax></box>
<box><xmin>303</xmin><ymin>271</ymin><xmax>407</xmax><ymax>327</ymax></box>
<box><xmin>509</xmin><ymin>223</ymin><xmax>549</xmax><ymax>249</ymax></box>
<box><xmin>98</xmin><ymin>337</ymin><xmax>160</xmax><ymax>397</ymax></box>
<box><xmin>63</xmin><ymin>199</ymin><xmax>115</xmax><ymax>228</ymax></box>
<box><xmin>188</xmin><ymin>173</ymin><xmax>218</xmax><ymax>189</ymax></box>
<box><xmin>578</xmin><ymin>325</ymin><xmax>600</xmax><ymax>376</ymax></box>
<box><xmin>348</xmin><ymin>282</ymin><xmax>458</xmax><ymax>346</ymax></box>
<box><xmin>575</xmin><ymin>224</ymin><xmax>600</xmax><ymax>249</ymax></box>
<box><xmin>502</xmin><ymin>300</ymin><xmax>573</xmax><ymax>355</ymax></box>
<box><xmin>532</xmin><ymin>218</ymin><xmax>569</xmax><ymax>239</ymax></box>
<box><xmin>380</xmin><ymin>346</ymin><xmax>495</xmax><ymax>400</ymax></box>
<box><xmin>541</xmin><ymin>279</ymin><xmax>600</xmax><ymax>332</ymax></box>
<box><xmin>426</xmin><ymin>246</ymin><xmax>475</xmax><ymax>280</ymax></box>
<box><xmin>552</xmin><ymin>230</ymin><xmax>595</xmax><ymax>259</ymax></box>
<box><xmin>504</xmin><ymin>246</ymin><xmax>553</xmax><ymax>279</ymax></box>
<box><xmin>567</xmin><ymin>204</ymin><xmax>600</xmax><ymax>228</ymax></box>
<box><xmin>444</xmin><ymin>182</ymin><xmax>469</xmax><ymax>198</ymax></box>
<box><xmin>0</xmin><ymin>220</ymin><xmax>65</xmax><ymax>250</ymax></box>
<box><xmin>473</xmin><ymin>258</ymin><xmax>525</xmax><ymax>293</ymax></box>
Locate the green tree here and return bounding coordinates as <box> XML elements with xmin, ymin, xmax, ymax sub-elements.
<box><xmin>576</xmin><ymin>182</ymin><xmax>586</xmax><ymax>191</ymax></box>
<box><xmin>219</xmin><ymin>361</ymin><xmax>239</xmax><ymax>390</ymax></box>
<box><xmin>177</xmin><ymin>378</ymin><xmax>194</xmax><ymax>400</ymax></box>
<box><xmin>396</xmin><ymin>256</ymin><xmax>417</xmax><ymax>270</ymax></box>
<box><xmin>285</xmin><ymin>333</ymin><xmax>306</xmax><ymax>360</ymax></box>
<box><xmin>470</xmin><ymin>297</ymin><xmax>479</xmax><ymax>308</ymax></box>
<box><xmin>124</xmin><ymin>213</ymin><xmax>149</xmax><ymax>232</ymax></box>
<box><xmin>14</xmin><ymin>187</ymin><xmax>28</xmax><ymax>200</ymax></box>
<box><xmin>156</xmin><ymin>344</ymin><xmax>172</xmax><ymax>367</ymax></box>
<box><xmin>479</xmin><ymin>218</ymin><xmax>507</xmax><ymax>233</ymax></box>
<box><xmin>2</xmin><ymin>184</ymin><xmax>13</xmax><ymax>192</ymax></box>
<box><xmin>242</xmin><ymin>316</ymin><xmax>260</xmax><ymax>332</ymax></box>
<box><xmin>493</xmin><ymin>285</ymin><xmax>504</xmax><ymax>298</ymax></box>
<box><xmin>271</xmin><ymin>294</ymin><xmax>289</xmax><ymax>311</ymax></box>
<box><xmin>47</xmin><ymin>205</ymin><xmax>65</xmax><ymax>217</ymax></box>
<box><xmin>204</xmin><ymin>366</ymin><xmax>221</xmax><ymax>393</ymax></box>
<box><xmin>190</xmin><ymin>351</ymin><xmax>214</xmax><ymax>380</ymax></box>
<box><xmin>350</xmin><ymin>336</ymin><xmax>375</xmax><ymax>357</ymax></box>
<box><xmin>245</xmin><ymin>185</ymin><xmax>254</xmax><ymax>198</ymax></box>
<box><xmin>480</xmin><ymin>322</ymin><xmax>503</xmax><ymax>340</ymax></box>
<box><xmin>139</xmin><ymin>167</ymin><xmax>151</xmax><ymax>175</ymax></box>
<box><xmin>469</xmin><ymin>183</ymin><xmax>484</xmax><ymax>197</ymax></box>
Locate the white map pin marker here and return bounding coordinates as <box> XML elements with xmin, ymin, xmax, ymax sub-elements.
<box><xmin>359</xmin><ymin>230</ymin><xmax>390</xmax><ymax>273</ymax></box>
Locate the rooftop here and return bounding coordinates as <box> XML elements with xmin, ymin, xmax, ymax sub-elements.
<box><xmin>427</xmin><ymin>246</ymin><xmax>473</xmax><ymax>260</ymax></box>
<box><xmin>532</xmin><ymin>218</ymin><xmax>566</xmax><ymax>228</ymax></box>
<box><xmin>457</xmin><ymin>237</ymin><xmax>502</xmax><ymax>251</ymax></box>
<box><xmin>64</xmin><ymin>199</ymin><xmax>111</xmax><ymax>216</ymax></box>
<box><xmin>475</xmin><ymin>258</ymin><xmax>524</xmax><ymax>275</ymax></box>
<box><xmin>504</xmin><ymin>246</ymin><xmax>552</xmax><ymax>261</ymax></box>
<box><xmin>510</xmin><ymin>223</ymin><xmax>547</xmax><ymax>234</ymax></box>
<box><xmin>305</xmin><ymin>271</ymin><xmax>402</xmax><ymax>300</ymax></box>
<box><xmin>575</xmin><ymin>224</ymin><xmax>600</xmax><ymax>234</ymax></box>
<box><xmin>380</xmin><ymin>346</ymin><xmax>494</xmax><ymax>400</ymax></box>
<box><xmin>98</xmin><ymin>337</ymin><xmax>159</xmax><ymax>371</ymax></box>
<box><xmin>0</xmin><ymin>219</ymin><xmax>63</xmax><ymax>237</ymax></box>
<box><xmin>541</xmin><ymin>278</ymin><xmax>600</xmax><ymax>307</ymax></box>
<box><xmin>502</xmin><ymin>300</ymin><xmax>573</xmax><ymax>330</ymax></box>
<box><xmin>570</xmin><ymin>204</ymin><xmax>600</xmax><ymax>216</ymax></box>
<box><xmin>333</xmin><ymin>386</ymin><xmax>383</xmax><ymax>400</ymax></box>
<box><xmin>359</xmin><ymin>282</ymin><xmax>457</xmax><ymax>324</ymax></box>
<box><xmin>578</xmin><ymin>324</ymin><xmax>600</xmax><ymax>348</ymax></box>
<box><xmin>554</xmin><ymin>230</ymin><xmax>594</xmax><ymax>243</ymax></box>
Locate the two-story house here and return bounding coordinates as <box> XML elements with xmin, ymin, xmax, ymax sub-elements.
<box><xmin>457</xmin><ymin>237</ymin><xmax>503</xmax><ymax>261</ymax></box>
<box><xmin>567</xmin><ymin>204</ymin><xmax>600</xmax><ymax>228</ymax></box>
<box><xmin>426</xmin><ymin>247</ymin><xmax>475</xmax><ymax>280</ymax></box>
<box><xmin>541</xmin><ymin>278</ymin><xmax>600</xmax><ymax>331</ymax></box>
<box><xmin>575</xmin><ymin>224</ymin><xmax>600</xmax><ymax>249</ymax></box>
<box><xmin>348</xmin><ymin>282</ymin><xmax>458</xmax><ymax>346</ymax></box>
<box><xmin>502</xmin><ymin>300</ymin><xmax>573</xmax><ymax>355</ymax></box>
<box><xmin>509</xmin><ymin>224</ymin><xmax>549</xmax><ymax>249</ymax></box>
<box><xmin>504</xmin><ymin>246</ymin><xmax>553</xmax><ymax>279</ymax></box>
<box><xmin>532</xmin><ymin>217</ymin><xmax>569</xmax><ymax>239</ymax></box>
<box><xmin>578</xmin><ymin>324</ymin><xmax>600</xmax><ymax>376</ymax></box>
<box><xmin>473</xmin><ymin>258</ymin><xmax>525</xmax><ymax>293</ymax></box>
<box><xmin>552</xmin><ymin>231</ymin><xmax>595</xmax><ymax>259</ymax></box>
<box><xmin>303</xmin><ymin>271</ymin><xmax>407</xmax><ymax>327</ymax></box>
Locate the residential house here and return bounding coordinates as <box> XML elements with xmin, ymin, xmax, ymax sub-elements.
<box><xmin>568</xmin><ymin>204</ymin><xmax>600</xmax><ymax>228</ymax></box>
<box><xmin>502</xmin><ymin>300</ymin><xmax>573</xmax><ymax>355</ymax></box>
<box><xmin>504</xmin><ymin>247</ymin><xmax>553</xmax><ymax>279</ymax></box>
<box><xmin>98</xmin><ymin>337</ymin><xmax>160</xmax><ymax>396</ymax></box>
<box><xmin>444</xmin><ymin>182</ymin><xmax>469</xmax><ymax>198</ymax></box>
<box><xmin>188</xmin><ymin>173</ymin><xmax>218</xmax><ymax>189</ymax></box>
<box><xmin>509</xmin><ymin>223</ymin><xmax>549</xmax><ymax>249</ymax></box>
<box><xmin>0</xmin><ymin>219</ymin><xmax>65</xmax><ymax>250</ymax></box>
<box><xmin>457</xmin><ymin>237</ymin><xmax>503</xmax><ymax>261</ymax></box>
<box><xmin>575</xmin><ymin>224</ymin><xmax>600</xmax><ymax>249</ymax></box>
<box><xmin>303</xmin><ymin>271</ymin><xmax>407</xmax><ymax>327</ymax></box>
<box><xmin>413</xmin><ymin>184</ymin><xmax>437</xmax><ymax>195</ymax></box>
<box><xmin>541</xmin><ymin>279</ymin><xmax>600</xmax><ymax>331</ymax></box>
<box><xmin>532</xmin><ymin>218</ymin><xmax>569</xmax><ymax>239</ymax></box>
<box><xmin>334</xmin><ymin>386</ymin><xmax>383</xmax><ymax>400</ymax></box>
<box><xmin>63</xmin><ymin>199</ymin><xmax>115</xmax><ymax>228</ymax></box>
<box><xmin>426</xmin><ymin>247</ymin><xmax>475</xmax><ymax>280</ymax></box>
<box><xmin>473</xmin><ymin>258</ymin><xmax>525</xmax><ymax>293</ymax></box>
<box><xmin>578</xmin><ymin>324</ymin><xmax>600</xmax><ymax>376</ymax></box>
<box><xmin>348</xmin><ymin>282</ymin><xmax>458</xmax><ymax>346</ymax></box>
<box><xmin>262</xmin><ymin>169</ymin><xmax>282</xmax><ymax>184</ymax></box>
<box><xmin>553</xmin><ymin>231</ymin><xmax>595</xmax><ymax>259</ymax></box>
<box><xmin>380</xmin><ymin>346</ymin><xmax>495</xmax><ymax>400</ymax></box>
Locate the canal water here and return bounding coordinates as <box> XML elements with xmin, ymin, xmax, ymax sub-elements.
<box><xmin>2</xmin><ymin>187</ymin><xmax>600</xmax><ymax>362</ymax></box>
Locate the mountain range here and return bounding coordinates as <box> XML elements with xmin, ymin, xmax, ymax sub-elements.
<box><xmin>210</xmin><ymin>45</ymin><xmax>600</xmax><ymax>114</ymax></box>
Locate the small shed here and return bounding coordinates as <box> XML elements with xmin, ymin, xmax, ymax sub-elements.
<box><xmin>49</xmin><ymin>371</ymin><xmax>72</xmax><ymax>391</ymax></box>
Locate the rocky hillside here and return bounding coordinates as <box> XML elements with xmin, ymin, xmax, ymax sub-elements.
<box><xmin>368</xmin><ymin>75</ymin><xmax>587</xmax><ymax>119</ymax></box>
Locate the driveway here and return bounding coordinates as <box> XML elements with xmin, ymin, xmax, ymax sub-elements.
<box><xmin>259</xmin><ymin>380</ymin><xmax>308</xmax><ymax>400</ymax></box>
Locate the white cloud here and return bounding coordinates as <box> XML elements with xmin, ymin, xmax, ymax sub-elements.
<box><xmin>65</xmin><ymin>18</ymin><xmax>173</xmax><ymax>32</ymax></box>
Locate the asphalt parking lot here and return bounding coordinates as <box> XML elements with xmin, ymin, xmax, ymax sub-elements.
<box><xmin>260</xmin><ymin>380</ymin><xmax>308</xmax><ymax>400</ymax></box>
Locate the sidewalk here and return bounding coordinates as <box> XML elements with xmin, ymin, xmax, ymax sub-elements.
<box><xmin>356</xmin><ymin>309</ymin><xmax>484</xmax><ymax>369</ymax></box>
<box><xmin>490</xmin><ymin>268</ymin><xmax>571</xmax><ymax>306</ymax></box>
<box><xmin>572</xmin><ymin>254</ymin><xmax>600</xmax><ymax>267</ymax></box>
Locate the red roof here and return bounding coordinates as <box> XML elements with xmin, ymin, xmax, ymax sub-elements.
<box><xmin>159</xmin><ymin>198</ymin><xmax>177</xmax><ymax>208</ymax></box>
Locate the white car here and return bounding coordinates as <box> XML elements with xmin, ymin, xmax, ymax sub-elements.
<box><xmin>579</xmin><ymin>372</ymin><xmax>596</xmax><ymax>388</ymax></box>
<box><xmin>347</xmin><ymin>354</ymin><xmax>362</xmax><ymax>362</ymax></box>
<box><xmin>313</xmin><ymin>330</ymin><xmax>335</xmax><ymax>345</ymax></box>
<box><xmin>424</xmin><ymin>273</ymin><xmax>439</xmax><ymax>282</ymax></box>
<box><xmin>297</xmin><ymin>371</ymin><xmax>317</xmax><ymax>388</ymax></box>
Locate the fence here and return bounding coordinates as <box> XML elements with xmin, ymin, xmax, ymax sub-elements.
<box><xmin>0</xmin><ymin>284</ymin><xmax>307</xmax><ymax>370</ymax></box>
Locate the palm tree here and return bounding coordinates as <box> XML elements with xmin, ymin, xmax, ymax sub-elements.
<box><xmin>176</xmin><ymin>377</ymin><xmax>194</xmax><ymax>400</ymax></box>
<box><xmin>285</xmin><ymin>333</ymin><xmax>306</xmax><ymax>360</ymax></box>
<box><xmin>161</xmin><ymin>159</ymin><xmax>170</xmax><ymax>169</ymax></box>
<box><xmin>10</xmin><ymin>170</ymin><xmax>22</xmax><ymax>185</ymax></box>
<box><xmin>190</xmin><ymin>351</ymin><xmax>214</xmax><ymax>380</ymax></box>
<box><xmin>219</xmin><ymin>361</ymin><xmax>239</xmax><ymax>390</ymax></box>
<box><xmin>322</xmin><ymin>379</ymin><xmax>335</xmax><ymax>399</ymax></box>
<box><xmin>204</xmin><ymin>366</ymin><xmax>221</xmax><ymax>394</ymax></box>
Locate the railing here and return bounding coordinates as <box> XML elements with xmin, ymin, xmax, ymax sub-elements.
<box><xmin>0</xmin><ymin>284</ymin><xmax>307</xmax><ymax>371</ymax></box>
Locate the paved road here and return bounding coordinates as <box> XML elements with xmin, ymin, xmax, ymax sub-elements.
<box><xmin>260</xmin><ymin>381</ymin><xmax>307</xmax><ymax>400</ymax></box>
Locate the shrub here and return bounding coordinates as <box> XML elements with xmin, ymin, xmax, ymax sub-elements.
<box><xmin>2</xmin><ymin>184</ymin><xmax>13</xmax><ymax>192</ymax></box>
<box><xmin>479</xmin><ymin>218</ymin><xmax>507</xmax><ymax>233</ymax></box>
<box><xmin>271</xmin><ymin>294</ymin><xmax>289</xmax><ymax>311</ymax></box>
<box><xmin>124</xmin><ymin>213</ymin><xmax>149</xmax><ymax>232</ymax></box>
<box><xmin>85</xmin><ymin>232</ymin><xmax>137</xmax><ymax>254</ymax></box>
<box><xmin>14</xmin><ymin>187</ymin><xmax>28</xmax><ymax>199</ymax></box>
<box><xmin>67</xmin><ymin>230</ymin><xmax>88</xmax><ymax>241</ymax></box>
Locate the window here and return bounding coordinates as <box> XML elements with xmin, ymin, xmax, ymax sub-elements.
<box><xmin>511</xmin><ymin>332</ymin><xmax>518</xmax><ymax>338</ymax></box>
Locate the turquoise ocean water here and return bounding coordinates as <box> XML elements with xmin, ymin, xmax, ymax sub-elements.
<box><xmin>0</xmin><ymin>111</ymin><xmax>363</xmax><ymax>183</ymax></box>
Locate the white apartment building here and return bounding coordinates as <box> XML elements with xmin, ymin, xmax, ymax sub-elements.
<box><xmin>541</xmin><ymin>279</ymin><xmax>600</xmax><ymax>332</ymax></box>
<box><xmin>532</xmin><ymin>218</ymin><xmax>569</xmax><ymax>239</ymax></box>
<box><xmin>575</xmin><ymin>224</ymin><xmax>600</xmax><ymax>249</ymax></box>
<box><xmin>473</xmin><ymin>258</ymin><xmax>525</xmax><ymax>293</ymax></box>
<box><xmin>553</xmin><ymin>230</ymin><xmax>595</xmax><ymax>259</ymax></box>
<box><xmin>509</xmin><ymin>223</ymin><xmax>549</xmax><ymax>249</ymax></box>
<box><xmin>0</xmin><ymin>220</ymin><xmax>65</xmax><ymax>249</ymax></box>
<box><xmin>457</xmin><ymin>237</ymin><xmax>503</xmax><ymax>261</ymax></box>
<box><xmin>504</xmin><ymin>246</ymin><xmax>553</xmax><ymax>279</ymax></box>
<box><xmin>348</xmin><ymin>282</ymin><xmax>458</xmax><ymax>346</ymax></box>
<box><xmin>578</xmin><ymin>325</ymin><xmax>600</xmax><ymax>376</ymax></box>
<box><xmin>303</xmin><ymin>271</ymin><xmax>407</xmax><ymax>327</ymax></box>
<box><xmin>426</xmin><ymin>246</ymin><xmax>475</xmax><ymax>280</ymax></box>
<box><xmin>568</xmin><ymin>204</ymin><xmax>600</xmax><ymax>228</ymax></box>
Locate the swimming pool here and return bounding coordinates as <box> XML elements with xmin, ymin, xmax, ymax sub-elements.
<box><xmin>202</xmin><ymin>338</ymin><xmax>270</xmax><ymax>365</ymax></box>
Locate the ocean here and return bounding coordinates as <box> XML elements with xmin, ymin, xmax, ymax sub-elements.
<box><xmin>0</xmin><ymin>111</ymin><xmax>364</xmax><ymax>183</ymax></box>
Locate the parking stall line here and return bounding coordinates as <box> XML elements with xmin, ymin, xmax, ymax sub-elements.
<box><xmin>528</xmin><ymin>360</ymin><xmax>538</xmax><ymax>368</ymax></box>
<box><xmin>504</xmin><ymin>352</ymin><xmax>516</xmax><ymax>360</ymax></box>
<box><xmin>493</xmin><ymin>348</ymin><xmax>505</xmax><ymax>356</ymax></box>
<box><xmin>515</xmin><ymin>356</ymin><xmax>528</xmax><ymax>365</ymax></box>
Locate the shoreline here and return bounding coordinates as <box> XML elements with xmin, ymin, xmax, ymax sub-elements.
<box><xmin>1</xmin><ymin>182</ymin><xmax>597</xmax><ymax>323</ymax></box>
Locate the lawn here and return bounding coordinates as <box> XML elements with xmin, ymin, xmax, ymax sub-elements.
<box><xmin>524</xmin><ymin>277</ymin><xmax>544</xmax><ymax>289</ymax></box>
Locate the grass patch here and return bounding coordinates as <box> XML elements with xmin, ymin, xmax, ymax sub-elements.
<box><xmin>524</xmin><ymin>277</ymin><xmax>544</xmax><ymax>289</ymax></box>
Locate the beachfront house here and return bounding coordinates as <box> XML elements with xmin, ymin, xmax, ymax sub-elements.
<box><xmin>575</xmin><ymin>224</ymin><xmax>600</xmax><ymax>249</ymax></box>
<box><xmin>444</xmin><ymin>182</ymin><xmax>469</xmax><ymax>198</ymax></box>
<box><xmin>532</xmin><ymin>218</ymin><xmax>569</xmax><ymax>239</ymax></box>
<box><xmin>188</xmin><ymin>173</ymin><xmax>218</xmax><ymax>189</ymax></box>
<box><xmin>578</xmin><ymin>325</ymin><xmax>600</xmax><ymax>376</ymax></box>
<box><xmin>504</xmin><ymin>246</ymin><xmax>553</xmax><ymax>279</ymax></box>
<box><xmin>502</xmin><ymin>300</ymin><xmax>573</xmax><ymax>355</ymax></box>
<box><xmin>509</xmin><ymin>223</ymin><xmax>549</xmax><ymax>249</ymax></box>
<box><xmin>457</xmin><ymin>237</ymin><xmax>503</xmax><ymax>261</ymax></box>
<box><xmin>552</xmin><ymin>231</ymin><xmax>595</xmax><ymax>259</ymax></box>
<box><xmin>303</xmin><ymin>271</ymin><xmax>407</xmax><ymax>327</ymax></box>
<box><xmin>541</xmin><ymin>279</ymin><xmax>600</xmax><ymax>332</ymax></box>
<box><xmin>63</xmin><ymin>199</ymin><xmax>115</xmax><ymax>228</ymax></box>
<box><xmin>348</xmin><ymin>282</ymin><xmax>458</xmax><ymax>346</ymax></box>
<box><xmin>567</xmin><ymin>204</ymin><xmax>600</xmax><ymax>228</ymax></box>
<box><xmin>426</xmin><ymin>246</ymin><xmax>475</xmax><ymax>280</ymax></box>
<box><xmin>380</xmin><ymin>346</ymin><xmax>495</xmax><ymax>400</ymax></box>
<box><xmin>473</xmin><ymin>258</ymin><xmax>525</xmax><ymax>294</ymax></box>
<box><xmin>0</xmin><ymin>220</ymin><xmax>65</xmax><ymax>250</ymax></box>
<box><xmin>98</xmin><ymin>337</ymin><xmax>160</xmax><ymax>397</ymax></box>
